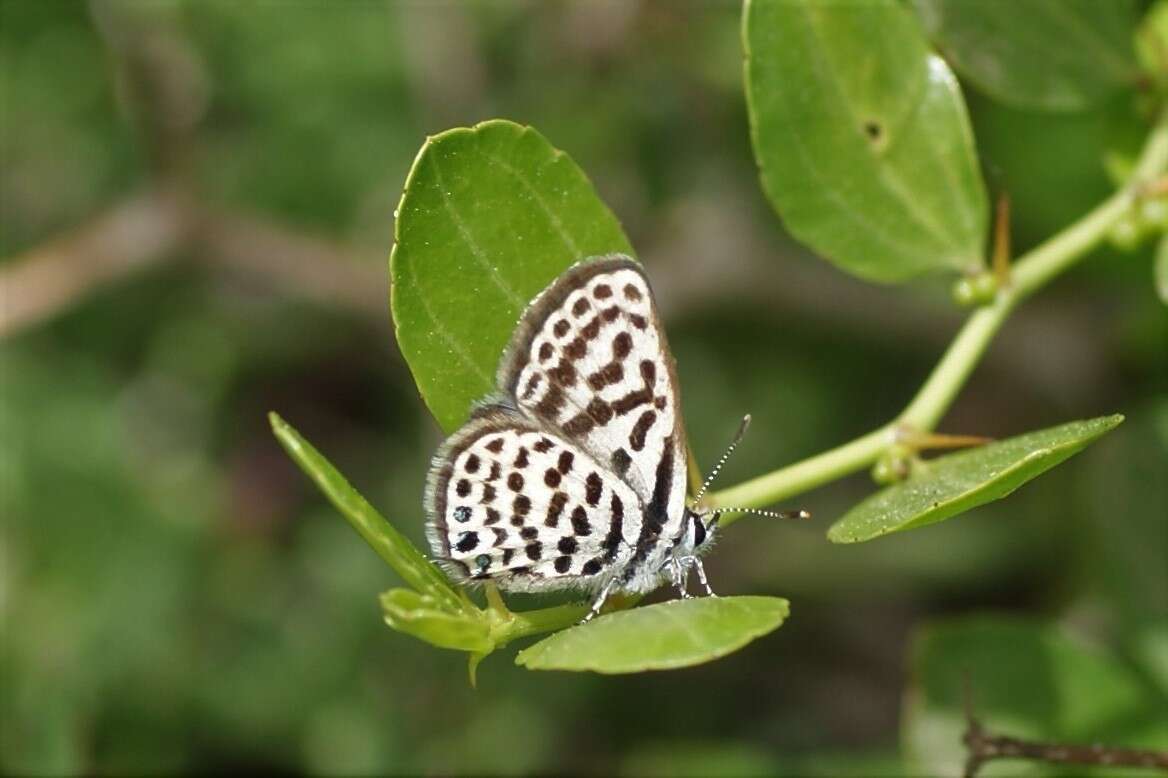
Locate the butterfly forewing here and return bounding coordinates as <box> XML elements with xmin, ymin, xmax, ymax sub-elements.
<box><xmin>425</xmin><ymin>408</ymin><xmax>643</xmax><ymax>592</ymax></box>
<box><xmin>498</xmin><ymin>258</ymin><xmax>687</xmax><ymax>532</ymax></box>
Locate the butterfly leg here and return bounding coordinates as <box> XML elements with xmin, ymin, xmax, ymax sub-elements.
<box><xmin>691</xmin><ymin>557</ymin><xmax>716</xmax><ymax>597</ymax></box>
<box><xmin>663</xmin><ymin>557</ymin><xmax>692</xmax><ymax>599</ymax></box>
<box><xmin>675</xmin><ymin>555</ymin><xmax>716</xmax><ymax>597</ymax></box>
<box><xmin>582</xmin><ymin>577</ymin><xmax>618</xmax><ymax>623</ymax></box>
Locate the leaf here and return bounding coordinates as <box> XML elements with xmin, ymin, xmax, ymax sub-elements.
<box><xmin>515</xmin><ymin>596</ymin><xmax>789</xmax><ymax>673</ymax></box>
<box><xmin>379</xmin><ymin>589</ymin><xmax>492</xmax><ymax>653</ymax></box>
<box><xmin>743</xmin><ymin>0</ymin><xmax>987</xmax><ymax>282</ymax></box>
<box><xmin>915</xmin><ymin>0</ymin><xmax>1139</xmax><ymax>112</ymax></box>
<box><xmin>269</xmin><ymin>412</ymin><xmax>463</xmax><ymax>612</ymax></box>
<box><xmin>828</xmin><ymin>415</ymin><xmax>1123</xmax><ymax>544</ymax></box>
<box><xmin>904</xmin><ymin>616</ymin><xmax>1168</xmax><ymax>777</ymax></box>
<box><xmin>390</xmin><ymin>119</ymin><xmax>633</xmax><ymax>433</ymax></box>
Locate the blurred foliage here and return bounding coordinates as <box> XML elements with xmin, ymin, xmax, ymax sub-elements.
<box><xmin>2</xmin><ymin>0</ymin><xmax>1167</xmax><ymax>775</ymax></box>
<box><xmin>906</xmin><ymin>616</ymin><xmax>1168</xmax><ymax>776</ymax></box>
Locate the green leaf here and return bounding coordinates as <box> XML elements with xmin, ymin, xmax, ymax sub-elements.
<box><xmin>828</xmin><ymin>415</ymin><xmax>1123</xmax><ymax>544</ymax></box>
<box><xmin>916</xmin><ymin>0</ymin><xmax>1139</xmax><ymax>112</ymax></box>
<box><xmin>380</xmin><ymin>589</ymin><xmax>492</xmax><ymax>653</ymax></box>
<box><xmin>905</xmin><ymin>616</ymin><xmax>1168</xmax><ymax>777</ymax></box>
<box><xmin>269</xmin><ymin>412</ymin><xmax>463</xmax><ymax>612</ymax></box>
<box><xmin>743</xmin><ymin>0</ymin><xmax>987</xmax><ymax>282</ymax></box>
<box><xmin>390</xmin><ymin>119</ymin><xmax>633</xmax><ymax>433</ymax></box>
<box><xmin>1156</xmin><ymin>233</ymin><xmax>1168</xmax><ymax>304</ymax></box>
<box><xmin>515</xmin><ymin>596</ymin><xmax>789</xmax><ymax>673</ymax></box>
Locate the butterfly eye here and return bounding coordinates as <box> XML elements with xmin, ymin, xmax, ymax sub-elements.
<box><xmin>692</xmin><ymin>514</ymin><xmax>707</xmax><ymax>546</ymax></box>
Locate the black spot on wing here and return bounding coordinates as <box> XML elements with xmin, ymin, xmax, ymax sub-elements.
<box><xmin>629</xmin><ymin>410</ymin><xmax>657</xmax><ymax>451</ymax></box>
<box><xmin>603</xmin><ymin>493</ymin><xmax>624</xmax><ymax>561</ymax></box>
<box><xmin>611</xmin><ymin>448</ymin><xmax>632</xmax><ymax>479</ymax></box>
<box><xmin>455</xmin><ymin>531</ymin><xmax>479</xmax><ymax>553</ymax></box>
<box><xmin>585</xmin><ymin>472</ymin><xmax>603</xmax><ymax>506</ymax></box>
<box><xmin>571</xmin><ymin>506</ymin><xmax>592</xmax><ymax>536</ymax></box>
<box><xmin>545</xmin><ymin>491</ymin><xmax>568</xmax><ymax>527</ymax></box>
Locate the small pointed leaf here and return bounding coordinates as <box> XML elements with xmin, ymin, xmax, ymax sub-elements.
<box><xmin>515</xmin><ymin>596</ymin><xmax>789</xmax><ymax>673</ymax></box>
<box><xmin>828</xmin><ymin>415</ymin><xmax>1123</xmax><ymax>543</ymax></box>
<box><xmin>743</xmin><ymin>0</ymin><xmax>987</xmax><ymax>282</ymax></box>
<box><xmin>390</xmin><ymin>119</ymin><xmax>633</xmax><ymax>432</ymax></box>
<box><xmin>915</xmin><ymin>0</ymin><xmax>1139</xmax><ymax>112</ymax></box>
<box><xmin>269</xmin><ymin>412</ymin><xmax>462</xmax><ymax>611</ymax></box>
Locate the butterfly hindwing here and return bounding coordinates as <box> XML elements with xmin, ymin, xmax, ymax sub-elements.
<box><xmin>424</xmin><ymin>407</ymin><xmax>643</xmax><ymax>593</ymax></box>
<box><xmin>497</xmin><ymin>256</ymin><xmax>688</xmax><ymax>543</ymax></box>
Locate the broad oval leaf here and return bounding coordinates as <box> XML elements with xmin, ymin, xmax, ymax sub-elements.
<box><xmin>515</xmin><ymin>596</ymin><xmax>789</xmax><ymax>673</ymax></box>
<box><xmin>743</xmin><ymin>0</ymin><xmax>987</xmax><ymax>282</ymax></box>
<box><xmin>828</xmin><ymin>415</ymin><xmax>1123</xmax><ymax>544</ymax></box>
<box><xmin>380</xmin><ymin>588</ymin><xmax>492</xmax><ymax>653</ymax></box>
<box><xmin>905</xmin><ymin>617</ymin><xmax>1168</xmax><ymax>777</ymax></box>
<box><xmin>915</xmin><ymin>0</ymin><xmax>1139</xmax><ymax>112</ymax></box>
<box><xmin>269</xmin><ymin>412</ymin><xmax>463</xmax><ymax>612</ymax></box>
<box><xmin>391</xmin><ymin>119</ymin><xmax>633</xmax><ymax>432</ymax></box>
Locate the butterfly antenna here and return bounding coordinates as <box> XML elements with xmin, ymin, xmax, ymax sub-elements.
<box><xmin>716</xmin><ymin>507</ymin><xmax>811</xmax><ymax>521</ymax></box>
<box><xmin>693</xmin><ymin>414</ymin><xmax>752</xmax><ymax>505</ymax></box>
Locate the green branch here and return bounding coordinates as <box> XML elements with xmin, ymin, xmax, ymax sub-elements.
<box><xmin>708</xmin><ymin>110</ymin><xmax>1168</xmax><ymax>522</ymax></box>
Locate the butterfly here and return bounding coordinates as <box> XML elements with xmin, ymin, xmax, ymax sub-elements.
<box><xmin>424</xmin><ymin>255</ymin><xmax>805</xmax><ymax>619</ymax></box>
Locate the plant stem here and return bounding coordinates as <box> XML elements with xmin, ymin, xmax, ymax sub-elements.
<box><xmin>707</xmin><ymin>109</ymin><xmax>1168</xmax><ymax>518</ymax></box>
<box><xmin>707</xmin><ymin>425</ymin><xmax>894</xmax><ymax>525</ymax></box>
<box><xmin>494</xmin><ymin>601</ymin><xmax>590</xmax><ymax>645</ymax></box>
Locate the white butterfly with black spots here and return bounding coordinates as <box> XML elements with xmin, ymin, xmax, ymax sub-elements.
<box><xmin>424</xmin><ymin>255</ymin><xmax>798</xmax><ymax>619</ymax></box>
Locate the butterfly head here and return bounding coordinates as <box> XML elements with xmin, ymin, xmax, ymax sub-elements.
<box><xmin>682</xmin><ymin>506</ymin><xmax>719</xmax><ymax>552</ymax></box>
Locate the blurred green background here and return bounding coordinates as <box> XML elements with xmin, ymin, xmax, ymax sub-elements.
<box><xmin>2</xmin><ymin>1</ymin><xmax>1165</xmax><ymax>775</ymax></box>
